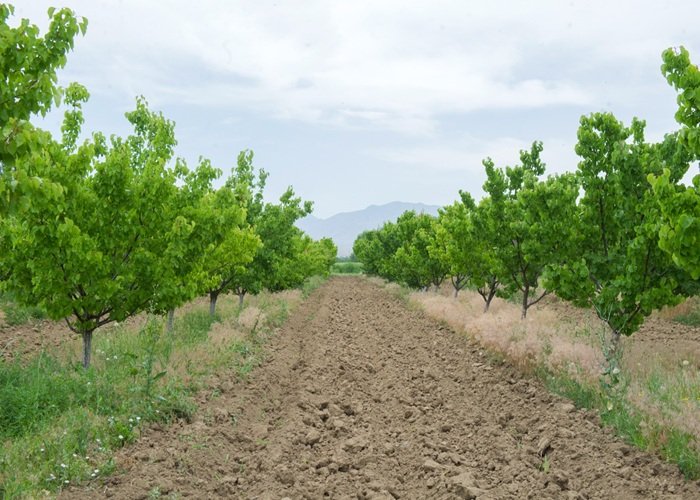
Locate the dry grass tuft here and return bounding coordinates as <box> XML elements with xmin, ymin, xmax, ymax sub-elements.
<box><xmin>412</xmin><ymin>290</ymin><xmax>603</xmax><ymax>381</ymax></box>
<box><xmin>238</xmin><ymin>306</ymin><xmax>265</xmax><ymax>332</ymax></box>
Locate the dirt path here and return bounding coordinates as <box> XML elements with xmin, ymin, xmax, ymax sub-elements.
<box><xmin>68</xmin><ymin>277</ymin><xmax>699</xmax><ymax>499</ymax></box>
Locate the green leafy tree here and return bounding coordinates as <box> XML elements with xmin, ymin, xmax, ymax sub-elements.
<box><xmin>483</xmin><ymin>142</ymin><xmax>579</xmax><ymax>318</ymax></box>
<box><xmin>470</xmin><ymin>198</ymin><xmax>504</xmax><ymax>312</ymax></box>
<box><xmin>430</xmin><ymin>194</ymin><xmax>476</xmax><ymax>297</ymax></box>
<box><xmin>0</xmin><ymin>4</ymin><xmax>87</xmax><ymax>170</ymax></box>
<box><xmin>1</xmin><ymin>5</ymin><xmax>86</xmax><ymax>282</ymax></box>
<box><xmin>545</xmin><ymin>112</ymin><xmax>697</xmax><ymax>353</ymax></box>
<box><xmin>199</xmin><ymin>152</ymin><xmax>261</xmax><ymax>317</ymax></box>
<box><xmin>294</xmin><ymin>236</ymin><xmax>338</xmax><ymax>281</ymax></box>
<box><xmin>353</xmin><ymin>229</ymin><xmax>390</xmax><ymax>277</ymax></box>
<box><xmin>157</xmin><ymin>157</ymin><xmax>223</xmax><ymax>330</ymax></box>
<box><xmin>392</xmin><ymin>211</ymin><xmax>447</xmax><ymax>290</ymax></box>
<box><xmin>650</xmin><ymin>47</ymin><xmax>700</xmax><ymax>278</ymax></box>
<box><xmin>2</xmin><ymin>93</ymin><xmax>192</xmax><ymax>368</ymax></box>
<box><xmin>203</xmin><ymin>150</ymin><xmax>316</xmax><ymax>313</ymax></box>
<box><xmin>250</xmin><ymin>189</ymin><xmax>314</xmax><ymax>294</ymax></box>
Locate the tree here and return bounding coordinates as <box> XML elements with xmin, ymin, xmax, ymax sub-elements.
<box><xmin>199</xmin><ymin>151</ymin><xmax>261</xmax><ymax>317</ymax></box>
<box><xmin>1</xmin><ymin>5</ymin><xmax>87</xmax><ymax>282</ymax></box>
<box><xmin>202</xmin><ymin>150</ymin><xmax>320</xmax><ymax>314</ymax></box>
<box><xmin>545</xmin><ymin>112</ymin><xmax>697</xmax><ymax>354</ymax></box>
<box><xmin>483</xmin><ymin>142</ymin><xmax>579</xmax><ymax>318</ymax></box>
<box><xmin>353</xmin><ymin>229</ymin><xmax>387</xmax><ymax>277</ymax></box>
<box><xmin>155</xmin><ymin>156</ymin><xmax>223</xmax><ymax>330</ymax></box>
<box><xmin>0</xmin><ymin>4</ymin><xmax>87</xmax><ymax>170</ymax></box>
<box><xmin>1</xmin><ymin>93</ymin><xmax>193</xmax><ymax>368</ymax></box>
<box><xmin>469</xmin><ymin>198</ymin><xmax>503</xmax><ymax>312</ymax></box>
<box><xmin>392</xmin><ymin>211</ymin><xmax>447</xmax><ymax>290</ymax></box>
<box><xmin>294</xmin><ymin>236</ymin><xmax>338</xmax><ymax>282</ymax></box>
<box><xmin>650</xmin><ymin>47</ymin><xmax>700</xmax><ymax>278</ymax></box>
<box><xmin>430</xmin><ymin>194</ymin><xmax>476</xmax><ymax>297</ymax></box>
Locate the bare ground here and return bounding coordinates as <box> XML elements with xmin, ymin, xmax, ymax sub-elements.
<box><xmin>64</xmin><ymin>277</ymin><xmax>699</xmax><ymax>499</ymax></box>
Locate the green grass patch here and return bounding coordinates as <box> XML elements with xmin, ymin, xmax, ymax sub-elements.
<box><xmin>0</xmin><ymin>292</ymin><xmax>46</xmax><ymax>326</ymax></box>
<box><xmin>538</xmin><ymin>367</ymin><xmax>700</xmax><ymax>479</ymax></box>
<box><xmin>301</xmin><ymin>275</ymin><xmax>327</xmax><ymax>298</ymax></box>
<box><xmin>675</xmin><ymin>309</ymin><xmax>700</xmax><ymax>327</ymax></box>
<box><xmin>0</xmin><ymin>289</ymin><xmax>302</xmax><ymax>498</ymax></box>
<box><xmin>671</xmin><ymin>297</ymin><xmax>700</xmax><ymax>326</ymax></box>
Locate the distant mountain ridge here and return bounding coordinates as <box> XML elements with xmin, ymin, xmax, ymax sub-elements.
<box><xmin>297</xmin><ymin>201</ymin><xmax>441</xmax><ymax>257</ymax></box>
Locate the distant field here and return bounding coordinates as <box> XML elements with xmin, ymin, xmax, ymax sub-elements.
<box><xmin>331</xmin><ymin>261</ymin><xmax>364</xmax><ymax>274</ymax></box>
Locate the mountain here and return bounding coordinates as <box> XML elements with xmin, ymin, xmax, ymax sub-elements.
<box><xmin>298</xmin><ymin>201</ymin><xmax>441</xmax><ymax>257</ymax></box>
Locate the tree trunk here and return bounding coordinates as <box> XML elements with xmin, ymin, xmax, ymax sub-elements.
<box><xmin>610</xmin><ymin>330</ymin><xmax>622</xmax><ymax>356</ymax></box>
<box><xmin>82</xmin><ymin>330</ymin><xmax>93</xmax><ymax>369</ymax></box>
<box><xmin>484</xmin><ymin>293</ymin><xmax>493</xmax><ymax>313</ymax></box>
<box><xmin>453</xmin><ymin>286</ymin><xmax>459</xmax><ymax>298</ymax></box>
<box><xmin>166</xmin><ymin>309</ymin><xmax>175</xmax><ymax>333</ymax></box>
<box><xmin>521</xmin><ymin>285</ymin><xmax>529</xmax><ymax>320</ymax></box>
<box><xmin>238</xmin><ymin>292</ymin><xmax>245</xmax><ymax>309</ymax></box>
<box><xmin>209</xmin><ymin>291</ymin><xmax>219</xmax><ymax>318</ymax></box>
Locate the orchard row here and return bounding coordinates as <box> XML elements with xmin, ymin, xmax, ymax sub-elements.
<box><xmin>354</xmin><ymin>47</ymin><xmax>700</xmax><ymax>358</ymax></box>
<box><xmin>0</xmin><ymin>6</ymin><xmax>336</xmax><ymax>368</ymax></box>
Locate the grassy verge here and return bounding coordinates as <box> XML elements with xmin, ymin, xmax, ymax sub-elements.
<box><xmin>0</xmin><ymin>281</ymin><xmax>319</xmax><ymax>498</ymax></box>
<box><xmin>538</xmin><ymin>367</ymin><xmax>700</xmax><ymax>479</ymax></box>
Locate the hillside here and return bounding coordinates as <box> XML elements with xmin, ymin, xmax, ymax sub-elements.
<box><xmin>298</xmin><ymin>202</ymin><xmax>441</xmax><ymax>257</ymax></box>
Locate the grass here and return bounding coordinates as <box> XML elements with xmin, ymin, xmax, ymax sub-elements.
<box><xmin>0</xmin><ymin>280</ymin><xmax>320</xmax><ymax>498</ymax></box>
<box><xmin>673</xmin><ymin>297</ymin><xmax>700</xmax><ymax>327</ymax></box>
<box><xmin>0</xmin><ymin>292</ymin><xmax>46</xmax><ymax>326</ymax></box>
<box><xmin>539</xmin><ymin>366</ymin><xmax>700</xmax><ymax>479</ymax></box>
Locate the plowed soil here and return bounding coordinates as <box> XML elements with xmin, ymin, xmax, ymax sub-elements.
<box><xmin>67</xmin><ymin>277</ymin><xmax>699</xmax><ymax>499</ymax></box>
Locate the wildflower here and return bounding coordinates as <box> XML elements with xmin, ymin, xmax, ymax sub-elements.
<box><xmin>682</xmin><ymin>360</ymin><xmax>690</xmax><ymax>367</ymax></box>
<box><xmin>60</xmin><ymin>463</ymin><xmax>67</xmax><ymax>468</ymax></box>
<box><xmin>118</xmin><ymin>434</ymin><xmax>124</xmax><ymax>440</ymax></box>
<box><xmin>94</xmin><ymin>469</ymin><xmax>99</xmax><ymax>474</ymax></box>
<box><xmin>612</xmin><ymin>367</ymin><xmax>620</xmax><ymax>375</ymax></box>
<box><xmin>129</xmin><ymin>418</ymin><xmax>134</xmax><ymax>423</ymax></box>
<box><xmin>64</xmin><ymin>480</ymin><xmax>70</xmax><ymax>484</ymax></box>
<box><xmin>40</xmin><ymin>448</ymin><xmax>45</xmax><ymax>452</ymax></box>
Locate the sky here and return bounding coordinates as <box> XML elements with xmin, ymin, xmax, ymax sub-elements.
<box><xmin>12</xmin><ymin>0</ymin><xmax>700</xmax><ymax>218</ymax></box>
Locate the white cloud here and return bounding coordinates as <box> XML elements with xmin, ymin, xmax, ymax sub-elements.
<box><xmin>10</xmin><ymin>1</ymin><xmax>700</xmax><ymax>215</ymax></box>
<box><xmin>12</xmin><ymin>0</ymin><xmax>637</xmax><ymax>134</ymax></box>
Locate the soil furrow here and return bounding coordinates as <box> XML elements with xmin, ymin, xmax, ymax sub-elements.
<box><xmin>68</xmin><ymin>277</ymin><xmax>699</xmax><ymax>499</ymax></box>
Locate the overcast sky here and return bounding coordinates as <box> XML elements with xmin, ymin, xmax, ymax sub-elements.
<box><xmin>13</xmin><ymin>0</ymin><xmax>700</xmax><ymax>218</ymax></box>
